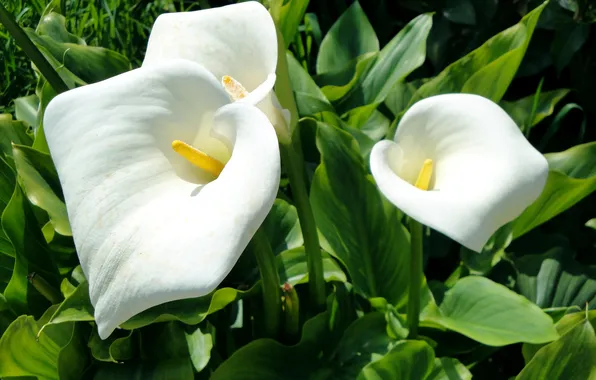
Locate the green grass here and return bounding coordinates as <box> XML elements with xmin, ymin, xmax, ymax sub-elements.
<box><xmin>0</xmin><ymin>0</ymin><xmax>212</xmax><ymax>113</ymax></box>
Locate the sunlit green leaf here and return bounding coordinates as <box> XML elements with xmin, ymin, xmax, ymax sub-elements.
<box><xmin>287</xmin><ymin>51</ymin><xmax>335</xmax><ymax>116</ymax></box>
<box><xmin>277</xmin><ymin>247</ymin><xmax>347</xmax><ymax>285</ymax></box>
<box><xmin>12</xmin><ymin>144</ymin><xmax>70</xmax><ymax>236</ymax></box>
<box><xmin>278</xmin><ymin>0</ymin><xmax>310</xmax><ymax>48</ymax></box>
<box><xmin>517</xmin><ymin>311</ymin><xmax>596</xmax><ymax>380</ymax></box>
<box><xmin>263</xmin><ymin>199</ymin><xmax>303</xmax><ymax>254</ymax></box>
<box><xmin>0</xmin><ymin>308</ymin><xmax>87</xmax><ymax>380</ymax></box>
<box><xmin>427</xmin><ymin>357</ymin><xmax>472</xmax><ymax>380</ymax></box>
<box><xmin>512</xmin><ymin>142</ymin><xmax>596</xmax><ymax>238</ymax></box>
<box><xmin>422</xmin><ymin>276</ymin><xmax>558</xmax><ymax>346</ymax></box>
<box><xmin>411</xmin><ymin>3</ymin><xmax>546</xmax><ymax>103</ymax></box>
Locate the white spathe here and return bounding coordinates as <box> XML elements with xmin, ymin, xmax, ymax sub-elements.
<box><xmin>370</xmin><ymin>94</ymin><xmax>548</xmax><ymax>252</ymax></box>
<box><xmin>43</xmin><ymin>60</ymin><xmax>280</xmax><ymax>339</ymax></box>
<box><xmin>143</xmin><ymin>1</ymin><xmax>290</xmax><ymax>138</ymax></box>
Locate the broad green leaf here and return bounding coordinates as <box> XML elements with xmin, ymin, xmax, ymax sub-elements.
<box><xmin>2</xmin><ymin>185</ymin><xmax>60</xmax><ymax>316</ymax></box>
<box><xmin>14</xmin><ymin>95</ymin><xmax>40</xmax><ymax>128</ymax></box>
<box><xmin>357</xmin><ymin>340</ymin><xmax>435</xmax><ymax>380</ymax></box>
<box><xmin>89</xmin><ymin>328</ymin><xmax>135</xmax><ymax>363</ymax></box>
<box><xmin>516</xmin><ymin>311</ymin><xmax>596</xmax><ymax>380</ymax></box>
<box><xmin>316</xmin><ymin>1</ymin><xmax>379</xmax><ymax>74</ymax></box>
<box><xmin>515</xmin><ymin>245</ymin><xmax>596</xmax><ymax>309</ymax></box>
<box><xmin>121</xmin><ymin>285</ymin><xmax>259</xmax><ymax>330</ymax></box>
<box><xmin>427</xmin><ymin>357</ymin><xmax>472</xmax><ymax>380</ymax></box>
<box><xmin>0</xmin><ymin>310</ymin><xmax>87</xmax><ymax>380</ymax></box>
<box><xmin>95</xmin><ymin>323</ymin><xmax>193</xmax><ymax>377</ymax></box>
<box><xmin>422</xmin><ymin>276</ymin><xmax>558</xmax><ymax>346</ymax></box>
<box><xmin>278</xmin><ymin>0</ymin><xmax>310</xmax><ymax>48</ymax></box>
<box><xmin>331</xmin><ymin>312</ymin><xmax>396</xmax><ymax>379</ymax></box>
<box><xmin>12</xmin><ymin>144</ymin><xmax>71</xmax><ymax>236</ymax></box>
<box><xmin>500</xmin><ymin>89</ymin><xmax>570</xmax><ymax>131</ymax></box>
<box><xmin>311</xmin><ymin>123</ymin><xmax>410</xmax><ymax>305</ymax></box>
<box><xmin>41</xmin><ymin>281</ymin><xmax>94</xmax><ymax>328</ymax></box>
<box><xmin>384</xmin><ymin>79</ymin><xmax>424</xmax><ymax>117</ymax></box>
<box><xmin>332</xmin><ymin>13</ymin><xmax>433</xmax><ymax>112</ymax></box>
<box><xmin>28</xmin><ymin>12</ymin><xmax>130</xmax><ymax>84</ymax></box>
<box><xmin>211</xmin><ymin>312</ymin><xmax>331</xmax><ymax>379</ymax></box>
<box><xmin>318</xmin><ymin>53</ymin><xmax>377</xmax><ymax>102</ymax></box>
<box><xmin>411</xmin><ymin>3</ymin><xmax>546</xmax><ymax>103</ymax></box>
<box><xmin>512</xmin><ymin>142</ymin><xmax>596</xmax><ymax>238</ymax></box>
<box><xmin>263</xmin><ymin>199</ymin><xmax>303</xmax><ymax>254</ymax></box>
<box><xmin>41</xmin><ymin>280</ymin><xmax>259</xmax><ymax>331</ymax></box>
<box><xmin>185</xmin><ymin>323</ymin><xmax>214</xmax><ymax>373</ymax></box>
<box><xmin>344</xmin><ymin>106</ymin><xmax>391</xmax><ymax>141</ymax></box>
<box><xmin>287</xmin><ymin>52</ymin><xmax>335</xmax><ymax>116</ymax></box>
<box><xmin>277</xmin><ymin>247</ymin><xmax>347</xmax><ymax>285</ymax></box>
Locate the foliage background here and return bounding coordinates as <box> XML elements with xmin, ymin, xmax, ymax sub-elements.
<box><xmin>1</xmin><ymin>0</ymin><xmax>595</xmax><ymax>379</ymax></box>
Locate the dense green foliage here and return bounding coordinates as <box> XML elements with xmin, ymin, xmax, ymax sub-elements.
<box><xmin>0</xmin><ymin>0</ymin><xmax>595</xmax><ymax>378</ymax></box>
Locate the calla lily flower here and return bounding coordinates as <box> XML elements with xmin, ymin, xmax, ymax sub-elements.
<box><xmin>370</xmin><ymin>94</ymin><xmax>548</xmax><ymax>252</ymax></box>
<box><xmin>143</xmin><ymin>1</ymin><xmax>290</xmax><ymax>140</ymax></box>
<box><xmin>43</xmin><ymin>60</ymin><xmax>280</xmax><ymax>339</ymax></box>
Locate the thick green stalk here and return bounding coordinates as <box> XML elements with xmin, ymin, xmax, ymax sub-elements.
<box><xmin>407</xmin><ymin>219</ymin><xmax>423</xmax><ymax>339</ymax></box>
<box><xmin>0</xmin><ymin>3</ymin><xmax>69</xmax><ymax>94</ymax></box>
<box><xmin>27</xmin><ymin>272</ymin><xmax>63</xmax><ymax>304</ymax></box>
<box><xmin>273</xmin><ymin>25</ymin><xmax>325</xmax><ymax>310</ymax></box>
<box><xmin>280</xmin><ymin>142</ymin><xmax>326</xmax><ymax>309</ymax></box>
<box><xmin>250</xmin><ymin>227</ymin><xmax>281</xmax><ymax>338</ymax></box>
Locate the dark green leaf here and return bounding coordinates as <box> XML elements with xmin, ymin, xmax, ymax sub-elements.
<box><xmin>515</xmin><ymin>245</ymin><xmax>596</xmax><ymax>309</ymax></box>
<box><xmin>316</xmin><ymin>1</ymin><xmax>379</xmax><ymax>74</ymax></box>
<box><xmin>500</xmin><ymin>89</ymin><xmax>570</xmax><ymax>131</ymax></box>
<box><xmin>357</xmin><ymin>340</ymin><xmax>435</xmax><ymax>380</ymax></box>
<box><xmin>310</xmin><ymin>123</ymin><xmax>410</xmax><ymax>305</ymax></box>
<box><xmin>14</xmin><ymin>95</ymin><xmax>39</xmax><ymax>128</ymax></box>
<box><xmin>287</xmin><ymin>51</ymin><xmax>335</xmax><ymax>116</ymax></box>
<box><xmin>2</xmin><ymin>185</ymin><xmax>60</xmax><ymax>316</ymax></box>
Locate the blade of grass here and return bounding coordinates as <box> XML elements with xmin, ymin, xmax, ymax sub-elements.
<box><xmin>0</xmin><ymin>3</ymin><xmax>69</xmax><ymax>94</ymax></box>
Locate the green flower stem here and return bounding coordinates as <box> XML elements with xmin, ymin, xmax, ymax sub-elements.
<box><xmin>0</xmin><ymin>3</ymin><xmax>69</xmax><ymax>94</ymax></box>
<box><xmin>250</xmin><ymin>227</ymin><xmax>281</xmax><ymax>338</ymax></box>
<box><xmin>27</xmin><ymin>272</ymin><xmax>63</xmax><ymax>304</ymax></box>
<box><xmin>407</xmin><ymin>219</ymin><xmax>423</xmax><ymax>339</ymax></box>
<box><xmin>280</xmin><ymin>142</ymin><xmax>326</xmax><ymax>310</ymax></box>
<box><xmin>273</xmin><ymin>25</ymin><xmax>326</xmax><ymax>311</ymax></box>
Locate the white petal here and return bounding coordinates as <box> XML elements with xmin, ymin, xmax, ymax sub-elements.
<box><xmin>239</xmin><ymin>73</ymin><xmax>290</xmax><ymax>137</ymax></box>
<box><xmin>143</xmin><ymin>2</ymin><xmax>277</xmax><ymax>92</ymax></box>
<box><xmin>43</xmin><ymin>60</ymin><xmax>280</xmax><ymax>338</ymax></box>
<box><xmin>370</xmin><ymin>94</ymin><xmax>548</xmax><ymax>252</ymax></box>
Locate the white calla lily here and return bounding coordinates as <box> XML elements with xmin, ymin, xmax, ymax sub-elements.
<box><xmin>143</xmin><ymin>1</ymin><xmax>290</xmax><ymax>139</ymax></box>
<box><xmin>370</xmin><ymin>94</ymin><xmax>548</xmax><ymax>252</ymax></box>
<box><xmin>43</xmin><ymin>60</ymin><xmax>280</xmax><ymax>339</ymax></box>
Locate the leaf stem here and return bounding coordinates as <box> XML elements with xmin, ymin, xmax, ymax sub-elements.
<box><xmin>0</xmin><ymin>3</ymin><xmax>69</xmax><ymax>94</ymax></box>
<box><xmin>407</xmin><ymin>219</ymin><xmax>423</xmax><ymax>339</ymax></box>
<box><xmin>250</xmin><ymin>227</ymin><xmax>281</xmax><ymax>338</ymax></box>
